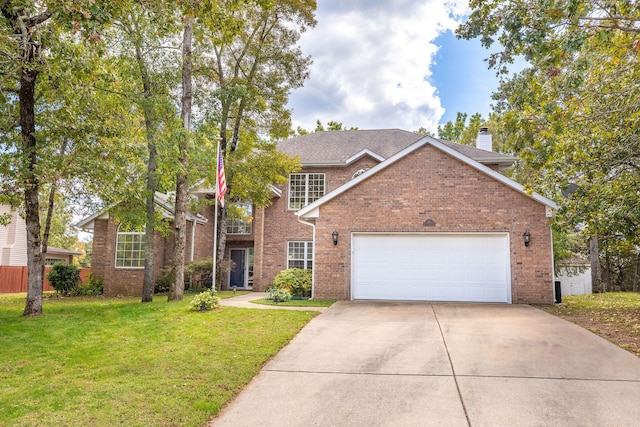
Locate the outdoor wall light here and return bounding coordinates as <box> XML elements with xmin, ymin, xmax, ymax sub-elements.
<box><xmin>523</xmin><ymin>230</ymin><xmax>531</xmax><ymax>247</ymax></box>
<box><xmin>332</xmin><ymin>230</ymin><xmax>339</xmax><ymax>246</ymax></box>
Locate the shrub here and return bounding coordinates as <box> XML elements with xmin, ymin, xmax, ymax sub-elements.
<box><xmin>74</xmin><ymin>275</ymin><xmax>104</xmax><ymax>296</ymax></box>
<box><xmin>272</xmin><ymin>268</ymin><xmax>312</xmax><ymax>297</ymax></box>
<box><xmin>189</xmin><ymin>289</ymin><xmax>220</xmax><ymax>311</ymax></box>
<box><xmin>47</xmin><ymin>264</ymin><xmax>81</xmax><ymax>296</ymax></box>
<box><xmin>267</xmin><ymin>286</ymin><xmax>292</xmax><ymax>303</ymax></box>
<box><xmin>155</xmin><ymin>270</ymin><xmax>174</xmax><ymax>294</ymax></box>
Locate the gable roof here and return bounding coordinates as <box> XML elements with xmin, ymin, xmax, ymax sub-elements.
<box><xmin>277</xmin><ymin>129</ymin><xmax>516</xmax><ymax>168</ymax></box>
<box><xmin>76</xmin><ymin>192</ymin><xmax>208</xmax><ymax>231</ymax></box>
<box><xmin>46</xmin><ymin>246</ymin><xmax>81</xmax><ymax>256</ymax></box>
<box><xmin>296</xmin><ymin>135</ymin><xmax>557</xmax><ymax>220</ymax></box>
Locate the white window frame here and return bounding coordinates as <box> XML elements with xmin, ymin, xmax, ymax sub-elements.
<box><xmin>115</xmin><ymin>225</ymin><xmax>146</xmax><ymax>268</ymax></box>
<box><xmin>227</xmin><ymin>201</ymin><xmax>253</xmax><ymax>235</ymax></box>
<box><xmin>288</xmin><ymin>173</ymin><xmax>326</xmax><ymax>210</ymax></box>
<box><xmin>287</xmin><ymin>241</ymin><xmax>313</xmax><ymax>270</ymax></box>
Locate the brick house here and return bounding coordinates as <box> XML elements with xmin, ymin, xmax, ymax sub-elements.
<box><xmin>78</xmin><ymin>129</ymin><xmax>556</xmax><ymax>303</ymax></box>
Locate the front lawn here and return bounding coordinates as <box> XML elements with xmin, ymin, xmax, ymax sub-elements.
<box><xmin>0</xmin><ymin>294</ymin><xmax>317</xmax><ymax>426</ymax></box>
<box><xmin>539</xmin><ymin>292</ymin><xmax>640</xmax><ymax>357</ymax></box>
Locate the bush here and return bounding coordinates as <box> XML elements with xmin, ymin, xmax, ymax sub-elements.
<box><xmin>47</xmin><ymin>264</ymin><xmax>81</xmax><ymax>296</ymax></box>
<box><xmin>154</xmin><ymin>270</ymin><xmax>174</xmax><ymax>294</ymax></box>
<box><xmin>189</xmin><ymin>289</ymin><xmax>220</xmax><ymax>311</ymax></box>
<box><xmin>272</xmin><ymin>268</ymin><xmax>312</xmax><ymax>297</ymax></box>
<box><xmin>267</xmin><ymin>286</ymin><xmax>292</xmax><ymax>303</ymax></box>
<box><xmin>71</xmin><ymin>274</ymin><xmax>104</xmax><ymax>296</ymax></box>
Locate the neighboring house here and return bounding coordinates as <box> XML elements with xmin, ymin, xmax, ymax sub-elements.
<box><xmin>79</xmin><ymin>129</ymin><xmax>557</xmax><ymax>304</ymax></box>
<box><xmin>0</xmin><ymin>204</ymin><xmax>80</xmax><ymax>266</ymax></box>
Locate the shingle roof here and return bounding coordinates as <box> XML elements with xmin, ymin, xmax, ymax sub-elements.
<box><xmin>277</xmin><ymin>129</ymin><xmax>515</xmax><ymax>167</ymax></box>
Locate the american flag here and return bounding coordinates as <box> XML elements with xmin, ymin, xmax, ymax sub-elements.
<box><xmin>217</xmin><ymin>148</ymin><xmax>227</xmax><ymax>207</ymax></box>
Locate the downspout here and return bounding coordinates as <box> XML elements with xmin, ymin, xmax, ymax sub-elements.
<box><xmin>296</xmin><ymin>215</ymin><xmax>316</xmax><ymax>300</ymax></box>
<box><xmin>550</xmin><ymin>224</ymin><xmax>557</xmax><ymax>303</ymax></box>
<box><xmin>190</xmin><ymin>220</ymin><xmax>196</xmax><ymax>262</ymax></box>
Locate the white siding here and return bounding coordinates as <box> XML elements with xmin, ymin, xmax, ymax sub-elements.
<box><xmin>0</xmin><ymin>205</ymin><xmax>29</xmax><ymax>266</ymax></box>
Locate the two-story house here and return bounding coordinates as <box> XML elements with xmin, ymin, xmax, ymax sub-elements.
<box><xmin>79</xmin><ymin>129</ymin><xmax>557</xmax><ymax>303</ymax></box>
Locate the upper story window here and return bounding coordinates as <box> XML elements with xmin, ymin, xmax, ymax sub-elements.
<box><xmin>227</xmin><ymin>201</ymin><xmax>253</xmax><ymax>235</ymax></box>
<box><xmin>115</xmin><ymin>224</ymin><xmax>145</xmax><ymax>268</ymax></box>
<box><xmin>288</xmin><ymin>173</ymin><xmax>325</xmax><ymax>210</ymax></box>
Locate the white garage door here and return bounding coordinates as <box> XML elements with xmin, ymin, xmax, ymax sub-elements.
<box><xmin>352</xmin><ymin>233</ymin><xmax>511</xmax><ymax>303</ymax></box>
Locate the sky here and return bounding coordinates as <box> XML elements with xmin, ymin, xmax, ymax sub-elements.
<box><xmin>287</xmin><ymin>0</ymin><xmax>503</xmax><ymax>134</ymax></box>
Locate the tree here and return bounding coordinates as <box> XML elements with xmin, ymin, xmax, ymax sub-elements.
<box><xmin>314</xmin><ymin>120</ymin><xmax>357</xmax><ymax>132</ymax></box>
<box><xmin>459</xmin><ymin>0</ymin><xmax>640</xmax><ymax>291</ymax></box>
<box><xmin>168</xmin><ymin>9</ymin><xmax>194</xmax><ymax>302</ymax></box>
<box><xmin>109</xmin><ymin>3</ymin><xmax>183</xmax><ymax>302</ymax></box>
<box><xmin>437</xmin><ymin>112</ymin><xmax>486</xmax><ymax>146</ymax></box>
<box><xmin>0</xmin><ymin>1</ymin><xmax>121</xmax><ymax>316</ymax></box>
<box><xmin>40</xmin><ymin>192</ymin><xmax>78</xmax><ymax>250</ymax></box>
<box><xmin>198</xmin><ymin>0</ymin><xmax>316</xmax><ymax>287</ymax></box>
<box><xmin>437</xmin><ymin>112</ymin><xmax>468</xmax><ymax>142</ymax></box>
<box><xmin>294</xmin><ymin>119</ymin><xmax>358</xmax><ymax>135</ymax></box>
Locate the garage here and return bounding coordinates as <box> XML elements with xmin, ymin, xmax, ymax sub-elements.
<box><xmin>351</xmin><ymin>233</ymin><xmax>511</xmax><ymax>303</ymax></box>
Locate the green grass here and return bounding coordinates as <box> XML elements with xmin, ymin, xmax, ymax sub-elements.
<box><xmin>0</xmin><ymin>294</ymin><xmax>318</xmax><ymax>426</ymax></box>
<box><xmin>552</xmin><ymin>292</ymin><xmax>640</xmax><ymax>310</ymax></box>
<box><xmin>250</xmin><ymin>298</ymin><xmax>336</xmax><ymax>307</ymax></box>
<box><xmin>539</xmin><ymin>292</ymin><xmax>640</xmax><ymax>357</ymax></box>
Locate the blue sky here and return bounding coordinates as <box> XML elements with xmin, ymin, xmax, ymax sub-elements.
<box><xmin>287</xmin><ymin>1</ymin><xmax>503</xmax><ymax>133</ymax></box>
<box><xmin>429</xmin><ymin>30</ymin><xmax>499</xmax><ymax>124</ymax></box>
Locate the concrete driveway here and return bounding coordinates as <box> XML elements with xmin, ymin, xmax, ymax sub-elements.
<box><xmin>210</xmin><ymin>302</ymin><xmax>640</xmax><ymax>426</ymax></box>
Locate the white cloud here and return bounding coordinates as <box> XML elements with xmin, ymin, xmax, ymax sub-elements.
<box><xmin>288</xmin><ymin>0</ymin><xmax>469</xmax><ymax>132</ymax></box>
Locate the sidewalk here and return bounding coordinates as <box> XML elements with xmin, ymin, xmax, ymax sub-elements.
<box><xmin>219</xmin><ymin>292</ymin><xmax>329</xmax><ymax>312</ymax></box>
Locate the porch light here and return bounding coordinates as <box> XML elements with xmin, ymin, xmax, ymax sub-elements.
<box><xmin>332</xmin><ymin>230</ymin><xmax>339</xmax><ymax>246</ymax></box>
<box><xmin>523</xmin><ymin>230</ymin><xmax>531</xmax><ymax>247</ymax></box>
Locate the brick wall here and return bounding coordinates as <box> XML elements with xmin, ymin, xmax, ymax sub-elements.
<box><xmin>92</xmin><ymin>218</ymin><xmax>170</xmax><ymax>296</ymax></box>
<box><xmin>309</xmin><ymin>144</ymin><xmax>554</xmax><ymax>304</ymax></box>
<box><xmin>254</xmin><ymin>157</ymin><xmax>380</xmax><ymax>291</ymax></box>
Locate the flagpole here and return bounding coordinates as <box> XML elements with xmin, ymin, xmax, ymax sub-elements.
<box><xmin>212</xmin><ymin>140</ymin><xmax>220</xmax><ymax>291</ymax></box>
<box><xmin>212</xmin><ymin>192</ymin><xmax>219</xmax><ymax>291</ymax></box>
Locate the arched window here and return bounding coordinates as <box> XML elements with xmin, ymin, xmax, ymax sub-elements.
<box><xmin>352</xmin><ymin>168</ymin><xmax>369</xmax><ymax>179</ymax></box>
<box><xmin>115</xmin><ymin>224</ymin><xmax>146</xmax><ymax>268</ymax></box>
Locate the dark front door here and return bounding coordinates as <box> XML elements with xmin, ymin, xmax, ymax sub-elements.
<box><xmin>229</xmin><ymin>249</ymin><xmax>246</xmax><ymax>288</ymax></box>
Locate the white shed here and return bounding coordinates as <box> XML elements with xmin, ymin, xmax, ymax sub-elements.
<box><xmin>556</xmin><ymin>262</ymin><xmax>592</xmax><ymax>297</ymax></box>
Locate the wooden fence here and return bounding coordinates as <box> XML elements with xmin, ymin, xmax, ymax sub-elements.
<box><xmin>0</xmin><ymin>266</ymin><xmax>90</xmax><ymax>294</ymax></box>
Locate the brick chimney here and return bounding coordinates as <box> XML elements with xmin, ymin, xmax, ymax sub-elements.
<box><xmin>476</xmin><ymin>127</ymin><xmax>492</xmax><ymax>152</ymax></box>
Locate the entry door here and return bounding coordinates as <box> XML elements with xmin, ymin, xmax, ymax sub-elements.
<box><xmin>229</xmin><ymin>248</ymin><xmax>254</xmax><ymax>289</ymax></box>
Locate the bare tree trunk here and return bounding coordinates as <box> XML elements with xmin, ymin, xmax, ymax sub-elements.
<box><xmin>41</xmin><ymin>138</ymin><xmax>69</xmax><ymax>279</ymax></box>
<box><xmin>633</xmin><ymin>251</ymin><xmax>640</xmax><ymax>293</ymax></box>
<box><xmin>169</xmin><ymin>15</ymin><xmax>193</xmax><ymax>301</ymax></box>
<box><xmin>21</xmin><ymin>65</ymin><xmax>43</xmax><ymax>316</ymax></box>
<box><xmin>142</xmin><ymin>118</ymin><xmax>157</xmax><ymax>303</ymax></box>
<box><xmin>603</xmin><ymin>243</ymin><xmax>611</xmax><ymax>293</ymax></box>
<box><xmin>134</xmin><ymin>36</ymin><xmax>157</xmax><ymax>303</ymax></box>
<box><xmin>590</xmin><ymin>235</ymin><xmax>603</xmax><ymax>293</ymax></box>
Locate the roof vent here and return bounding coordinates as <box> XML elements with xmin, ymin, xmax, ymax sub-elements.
<box><xmin>476</xmin><ymin>127</ymin><xmax>492</xmax><ymax>152</ymax></box>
